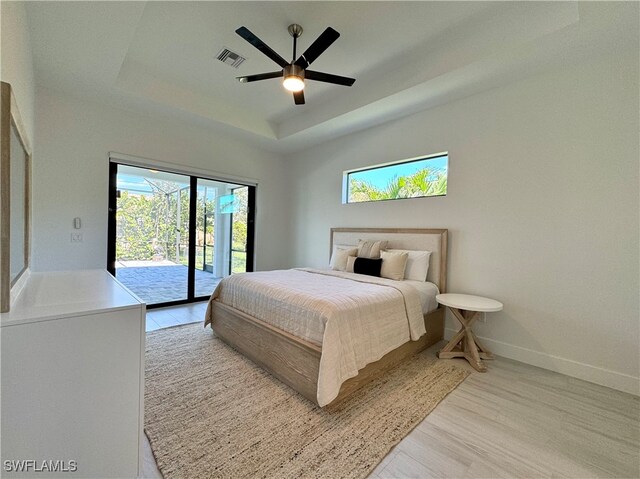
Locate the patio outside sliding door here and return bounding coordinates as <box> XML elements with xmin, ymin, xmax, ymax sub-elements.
<box><xmin>107</xmin><ymin>162</ymin><xmax>255</xmax><ymax>308</ymax></box>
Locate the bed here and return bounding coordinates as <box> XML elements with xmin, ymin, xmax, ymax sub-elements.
<box><xmin>205</xmin><ymin>228</ymin><xmax>448</xmax><ymax>407</ymax></box>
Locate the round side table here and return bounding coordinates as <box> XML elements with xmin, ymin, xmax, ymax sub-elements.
<box><xmin>436</xmin><ymin>293</ymin><xmax>503</xmax><ymax>372</ymax></box>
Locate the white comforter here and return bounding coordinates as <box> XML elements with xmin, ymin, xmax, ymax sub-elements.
<box><xmin>205</xmin><ymin>268</ymin><xmax>426</xmax><ymax>406</ymax></box>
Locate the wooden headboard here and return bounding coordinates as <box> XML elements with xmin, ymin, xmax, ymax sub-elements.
<box><xmin>330</xmin><ymin>228</ymin><xmax>448</xmax><ymax>293</ymax></box>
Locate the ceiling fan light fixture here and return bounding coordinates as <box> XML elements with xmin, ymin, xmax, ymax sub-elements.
<box><xmin>235</xmin><ymin>25</ymin><xmax>355</xmax><ymax>105</ymax></box>
<box><xmin>283</xmin><ymin>64</ymin><xmax>305</xmax><ymax>92</ymax></box>
<box><xmin>283</xmin><ymin>75</ymin><xmax>304</xmax><ymax>92</ymax></box>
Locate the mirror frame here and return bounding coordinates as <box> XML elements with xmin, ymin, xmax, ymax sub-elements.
<box><xmin>1</xmin><ymin>81</ymin><xmax>32</xmax><ymax>312</ymax></box>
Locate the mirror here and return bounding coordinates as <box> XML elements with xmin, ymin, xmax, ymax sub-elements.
<box><xmin>1</xmin><ymin>82</ymin><xmax>31</xmax><ymax>312</ymax></box>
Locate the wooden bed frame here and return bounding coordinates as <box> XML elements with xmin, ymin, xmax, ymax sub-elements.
<box><xmin>208</xmin><ymin>228</ymin><xmax>448</xmax><ymax>406</ymax></box>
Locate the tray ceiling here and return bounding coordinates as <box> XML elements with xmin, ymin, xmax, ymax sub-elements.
<box><xmin>24</xmin><ymin>2</ymin><xmax>637</xmax><ymax>153</ymax></box>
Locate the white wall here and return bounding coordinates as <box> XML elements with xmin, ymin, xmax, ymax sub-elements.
<box><xmin>33</xmin><ymin>88</ymin><xmax>291</xmax><ymax>273</ymax></box>
<box><xmin>286</xmin><ymin>50</ymin><xmax>639</xmax><ymax>394</ymax></box>
<box><xmin>0</xmin><ymin>0</ymin><xmax>35</xmax><ymax>142</ymax></box>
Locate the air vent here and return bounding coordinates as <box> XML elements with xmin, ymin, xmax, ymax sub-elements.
<box><xmin>216</xmin><ymin>47</ymin><xmax>246</xmax><ymax>68</ymax></box>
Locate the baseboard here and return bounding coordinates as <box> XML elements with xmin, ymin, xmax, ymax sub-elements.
<box><xmin>444</xmin><ymin>328</ymin><xmax>640</xmax><ymax>396</ymax></box>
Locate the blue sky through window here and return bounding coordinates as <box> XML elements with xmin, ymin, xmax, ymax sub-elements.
<box><xmin>117</xmin><ymin>173</ymin><xmax>190</xmax><ymax>196</ymax></box>
<box><xmin>117</xmin><ymin>174</ymin><xmax>155</xmax><ymax>195</ymax></box>
<box><xmin>349</xmin><ymin>155</ymin><xmax>448</xmax><ymax>189</ymax></box>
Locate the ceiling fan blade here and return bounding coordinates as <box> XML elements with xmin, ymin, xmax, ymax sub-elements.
<box><xmin>294</xmin><ymin>27</ymin><xmax>340</xmax><ymax>69</ymax></box>
<box><xmin>237</xmin><ymin>71</ymin><xmax>283</xmax><ymax>83</ymax></box>
<box><xmin>293</xmin><ymin>90</ymin><xmax>305</xmax><ymax>105</ymax></box>
<box><xmin>236</xmin><ymin>26</ymin><xmax>289</xmax><ymax>68</ymax></box>
<box><xmin>305</xmin><ymin>70</ymin><xmax>355</xmax><ymax>87</ymax></box>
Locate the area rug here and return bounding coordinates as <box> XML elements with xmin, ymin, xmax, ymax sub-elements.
<box><xmin>145</xmin><ymin>323</ymin><xmax>468</xmax><ymax>479</ymax></box>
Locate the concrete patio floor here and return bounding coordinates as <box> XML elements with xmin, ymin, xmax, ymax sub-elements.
<box><xmin>115</xmin><ymin>264</ymin><xmax>220</xmax><ymax>305</ymax></box>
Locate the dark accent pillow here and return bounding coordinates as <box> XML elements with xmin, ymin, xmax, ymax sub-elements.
<box><xmin>353</xmin><ymin>257</ymin><xmax>382</xmax><ymax>277</ymax></box>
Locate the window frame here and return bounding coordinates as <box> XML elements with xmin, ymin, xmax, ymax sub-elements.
<box><xmin>342</xmin><ymin>151</ymin><xmax>448</xmax><ymax>204</ymax></box>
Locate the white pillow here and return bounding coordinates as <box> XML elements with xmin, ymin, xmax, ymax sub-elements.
<box><xmin>380</xmin><ymin>251</ymin><xmax>408</xmax><ymax>281</ymax></box>
<box><xmin>357</xmin><ymin>239</ymin><xmax>388</xmax><ymax>259</ymax></box>
<box><xmin>386</xmin><ymin>249</ymin><xmax>431</xmax><ymax>281</ymax></box>
<box><xmin>346</xmin><ymin>255</ymin><xmax>357</xmax><ymax>273</ymax></box>
<box><xmin>330</xmin><ymin>246</ymin><xmax>358</xmax><ymax>271</ymax></box>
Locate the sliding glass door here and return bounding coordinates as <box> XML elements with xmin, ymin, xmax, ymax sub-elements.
<box><xmin>192</xmin><ymin>179</ymin><xmax>254</xmax><ymax>298</ymax></box>
<box><xmin>107</xmin><ymin>162</ymin><xmax>255</xmax><ymax>308</ymax></box>
<box><xmin>229</xmin><ymin>186</ymin><xmax>251</xmax><ymax>274</ymax></box>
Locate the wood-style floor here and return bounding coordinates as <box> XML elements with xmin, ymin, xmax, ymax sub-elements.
<box><xmin>141</xmin><ymin>304</ymin><xmax>640</xmax><ymax>478</ymax></box>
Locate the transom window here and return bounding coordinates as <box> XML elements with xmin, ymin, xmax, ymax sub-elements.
<box><xmin>343</xmin><ymin>153</ymin><xmax>448</xmax><ymax>204</ymax></box>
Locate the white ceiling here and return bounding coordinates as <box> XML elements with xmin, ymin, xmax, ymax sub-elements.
<box><xmin>24</xmin><ymin>1</ymin><xmax>637</xmax><ymax>154</ymax></box>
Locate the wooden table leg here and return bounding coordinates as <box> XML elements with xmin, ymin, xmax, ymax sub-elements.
<box><xmin>471</xmin><ymin>330</ymin><xmax>494</xmax><ymax>360</ymax></box>
<box><xmin>438</xmin><ymin>328</ymin><xmax>465</xmax><ymax>356</ymax></box>
<box><xmin>438</xmin><ymin>309</ymin><xmax>477</xmax><ymax>359</ymax></box>
<box><xmin>464</xmin><ymin>328</ymin><xmax>486</xmax><ymax>372</ymax></box>
<box><xmin>438</xmin><ymin>307</ymin><xmax>490</xmax><ymax>371</ymax></box>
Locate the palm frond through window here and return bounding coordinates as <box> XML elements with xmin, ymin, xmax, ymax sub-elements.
<box><xmin>345</xmin><ymin>153</ymin><xmax>448</xmax><ymax>204</ymax></box>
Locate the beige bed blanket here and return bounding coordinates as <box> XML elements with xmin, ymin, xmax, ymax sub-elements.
<box><xmin>205</xmin><ymin>268</ymin><xmax>425</xmax><ymax>406</ymax></box>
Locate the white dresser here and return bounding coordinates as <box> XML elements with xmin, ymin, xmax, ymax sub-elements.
<box><xmin>0</xmin><ymin>269</ymin><xmax>145</xmax><ymax>478</ymax></box>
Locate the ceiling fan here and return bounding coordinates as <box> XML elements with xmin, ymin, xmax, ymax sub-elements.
<box><xmin>235</xmin><ymin>24</ymin><xmax>356</xmax><ymax>105</ymax></box>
